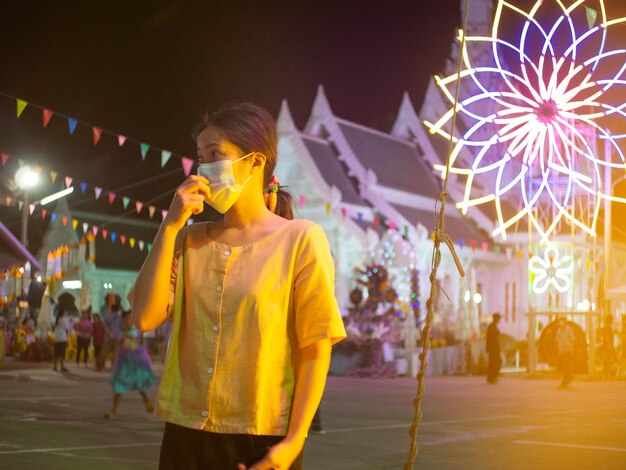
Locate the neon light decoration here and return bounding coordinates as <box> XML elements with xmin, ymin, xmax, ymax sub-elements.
<box><xmin>426</xmin><ymin>0</ymin><xmax>626</xmax><ymax>241</ymax></box>
<box><xmin>528</xmin><ymin>245</ymin><xmax>573</xmax><ymax>294</ymax></box>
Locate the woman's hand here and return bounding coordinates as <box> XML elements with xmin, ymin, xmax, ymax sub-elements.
<box><xmin>163</xmin><ymin>175</ymin><xmax>211</xmax><ymax>231</ymax></box>
<box><xmin>237</xmin><ymin>437</ymin><xmax>304</xmax><ymax>470</ymax></box>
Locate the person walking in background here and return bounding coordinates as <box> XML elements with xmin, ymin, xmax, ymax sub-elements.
<box><xmin>486</xmin><ymin>313</ymin><xmax>502</xmax><ymax>384</ymax></box>
<box><xmin>101</xmin><ymin>293</ymin><xmax>123</xmax><ymax>369</ymax></box>
<box><xmin>75</xmin><ymin>309</ymin><xmax>93</xmax><ymax>367</ymax></box>
<box><xmin>92</xmin><ymin>314</ymin><xmax>107</xmax><ymax>371</ymax></box>
<box><xmin>599</xmin><ymin>315</ymin><xmax>617</xmax><ymax>380</ymax></box>
<box><xmin>104</xmin><ymin>311</ymin><xmax>156</xmax><ymax>420</ymax></box>
<box><xmin>53</xmin><ymin>307</ymin><xmax>71</xmax><ymax>372</ymax></box>
<box><xmin>555</xmin><ymin>316</ymin><xmax>576</xmax><ymax>388</ymax></box>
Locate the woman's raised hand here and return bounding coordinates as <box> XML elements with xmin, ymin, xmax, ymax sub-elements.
<box><xmin>163</xmin><ymin>175</ymin><xmax>211</xmax><ymax>231</ymax></box>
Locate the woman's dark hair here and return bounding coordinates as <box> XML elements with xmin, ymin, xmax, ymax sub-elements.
<box><xmin>54</xmin><ymin>306</ymin><xmax>65</xmax><ymax>328</ymax></box>
<box><xmin>192</xmin><ymin>102</ymin><xmax>293</xmax><ymax>220</ymax></box>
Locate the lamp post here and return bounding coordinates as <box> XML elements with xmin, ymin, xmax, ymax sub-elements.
<box><xmin>14</xmin><ymin>166</ymin><xmax>40</xmax><ymax>248</ymax></box>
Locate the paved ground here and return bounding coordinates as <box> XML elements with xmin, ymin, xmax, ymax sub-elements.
<box><xmin>0</xmin><ymin>361</ymin><xmax>625</xmax><ymax>469</ymax></box>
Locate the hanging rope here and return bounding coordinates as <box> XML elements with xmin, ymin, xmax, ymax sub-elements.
<box><xmin>404</xmin><ymin>1</ymin><xmax>470</xmax><ymax>468</ymax></box>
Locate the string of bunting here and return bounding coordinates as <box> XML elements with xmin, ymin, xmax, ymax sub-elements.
<box><xmin>2</xmin><ymin>91</ymin><xmax>195</xmax><ymax>176</ymax></box>
<box><xmin>1</xmin><ymin>150</ymin><xmax>169</xmax><ymax>221</ymax></box>
<box><xmin>0</xmin><ymin>194</ymin><xmax>161</xmax><ymax>252</ymax></box>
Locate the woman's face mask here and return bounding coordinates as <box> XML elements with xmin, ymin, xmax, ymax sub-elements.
<box><xmin>197</xmin><ymin>152</ymin><xmax>254</xmax><ymax>214</ymax></box>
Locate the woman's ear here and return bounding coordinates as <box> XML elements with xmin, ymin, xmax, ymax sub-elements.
<box><xmin>251</xmin><ymin>152</ymin><xmax>266</xmax><ymax>172</ymax></box>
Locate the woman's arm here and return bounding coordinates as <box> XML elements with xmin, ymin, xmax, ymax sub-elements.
<box><xmin>130</xmin><ymin>175</ymin><xmax>210</xmax><ymax>331</ymax></box>
<box><xmin>242</xmin><ymin>338</ymin><xmax>332</xmax><ymax>470</ymax></box>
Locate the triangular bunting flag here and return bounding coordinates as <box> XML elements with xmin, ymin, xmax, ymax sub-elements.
<box><xmin>181</xmin><ymin>157</ymin><xmax>194</xmax><ymax>176</ymax></box>
<box><xmin>94</xmin><ymin>187</ymin><xmax>102</xmax><ymax>200</ymax></box>
<box><xmin>138</xmin><ymin>240</ymin><xmax>145</xmax><ymax>251</ymax></box>
<box><xmin>161</xmin><ymin>150</ymin><xmax>172</xmax><ymax>167</ymax></box>
<box><xmin>161</xmin><ymin>209</ymin><xmax>168</xmax><ymax>220</ymax></box>
<box><xmin>1</xmin><ymin>153</ymin><xmax>8</xmax><ymax>166</ymax></box>
<box><xmin>65</xmin><ymin>176</ymin><xmax>73</xmax><ymax>188</ymax></box>
<box><xmin>29</xmin><ymin>204</ymin><xmax>35</xmax><ymax>215</ymax></box>
<box><xmin>92</xmin><ymin>127</ymin><xmax>103</xmax><ymax>145</ymax></box>
<box><xmin>51</xmin><ymin>212</ymin><xmax>57</xmax><ymax>222</ymax></box>
<box><xmin>82</xmin><ymin>222</ymin><xmax>89</xmax><ymax>233</ymax></box>
<box><xmin>41</xmin><ymin>208</ymin><xmax>47</xmax><ymax>219</ymax></box>
<box><xmin>62</xmin><ymin>215</ymin><xmax>68</xmax><ymax>227</ymax></box>
<box><xmin>147</xmin><ymin>243</ymin><xmax>152</xmax><ymax>252</ymax></box>
<box><xmin>148</xmin><ymin>205</ymin><xmax>156</xmax><ymax>219</ymax></box>
<box><xmin>120</xmin><ymin>235</ymin><xmax>126</xmax><ymax>245</ymax></box>
<box><xmin>108</xmin><ymin>192</ymin><xmax>116</xmax><ymax>205</ymax></box>
<box><xmin>135</xmin><ymin>201</ymin><xmax>143</xmax><ymax>213</ymax></box>
<box><xmin>140</xmin><ymin>143</ymin><xmax>150</xmax><ymax>160</ymax></box>
<box><xmin>50</xmin><ymin>171</ymin><xmax>58</xmax><ymax>183</ymax></box>
<box><xmin>16</xmin><ymin>99</ymin><xmax>28</xmax><ymax>118</ymax></box>
<box><xmin>122</xmin><ymin>196</ymin><xmax>130</xmax><ymax>209</ymax></box>
<box><xmin>118</xmin><ymin>135</ymin><xmax>126</xmax><ymax>146</ymax></box>
<box><xmin>129</xmin><ymin>237</ymin><xmax>136</xmax><ymax>248</ymax></box>
<box><xmin>111</xmin><ymin>232</ymin><xmax>117</xmax><ymax>243</ymax></box>
<box><xmin>68</xmin><ymin>118</ymin><xmax>78</xmax><ymax>135</ymax></box>
<box><xmin>18</xmin><ymin>201</ymin><xmax>23</xmax><ymax>211</ymax></box>
<box><xmin>92</xmin><ymin>226</ymin><xmax>99</xmax><ymax>236</ymax></box>
<box><xmin>80</xmin><ymin>182</ymin><xmax>88</xmax><ymax>193</ymax></box>
<box><xmin>42</xmin><ymin>109</ymin><xmax>54</xmax><ymax>128</ymax></box>
<box><xmin>102</xmin><ymin>229</ymin><xmax>108</xmax><ymax>240</ymax></box>
<box><xmin>585</xmin><ymin>6</ymin><xmax>598</xmax><ymax>28</ymax></box>
<box><xmin>72</xmin><ymin>219</ymin><xmax>79</xmax><ymax>230</ymax></box>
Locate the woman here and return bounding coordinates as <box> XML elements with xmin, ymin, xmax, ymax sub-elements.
<box><xmin>53</xmin><ymin>306</ymin><xmax>71</xmax><ymax>372</ymax></box>
<box><xmin>74</xmin><ymin>309</ymin><xmax>93</xmax><ymax>367</ymax></box>
<box><xmin>130</xmin><ymin>102</ymin><xmax>346</xmax><ymax>469</ymax></box>
<box><xmin>104</xmin><ymin>310</ymin><xmax>156</xmax><ymax>420</ymax></box>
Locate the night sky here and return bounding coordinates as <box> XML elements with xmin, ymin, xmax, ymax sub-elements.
<box><xmin>2</xmin><ymin>0</ymin><xmax>626</xmax><ymax>256</ymax></box>
<box><xmin>0</xmin><ymin>0</ymin><xmax>461</xmax><ymax>254</ymax></box>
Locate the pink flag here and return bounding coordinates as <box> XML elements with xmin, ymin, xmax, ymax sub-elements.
<box><xmin>118</xmin><ymin>135</ymin><xmax>127</xmax><ymax>146</ymax></box>
<box><xmin>181</xmin><ymin>157</ymin><xmax>194</xmax><ymax>176</ymax></box>
<box><xmin>135</xmin><ymin>201</ymin><xmax>143</xmax><ymax>213</ymax></box>
<box><xmin>65</xmin><ymin>176</ymin><xmax>73</xmax><ymax>188</ymax></box>
<box><xmin>92</xmin><ymin>226</ymin><xmax>99</xmax><ymax>236</ymax></box>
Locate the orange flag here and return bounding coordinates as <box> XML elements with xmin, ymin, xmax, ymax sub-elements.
<box><xmin>92</xmin><ymin>127</ymin><xmax>103</xmax><ymax>145</ymax></box>
<box><xmin>43</xmin><ymin>109</ymin><xmax>54</xmax><ymax>127</ymax></box>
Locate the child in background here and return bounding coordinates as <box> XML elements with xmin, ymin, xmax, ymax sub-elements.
<box><xmin>104</xmin><ymin>310</ymin><xmax>157</xmax><ymax>420</ymax></box>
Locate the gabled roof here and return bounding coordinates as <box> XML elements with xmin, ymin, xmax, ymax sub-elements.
<box><xmin>300</xmin><ymin>135</ymin><xmax>367</xmax><ymax>207</ymax></box>
<box><xmin>390</xmin><ymin>203</ymin><xmax>491</xmax><ymax>244</ymax></box>
<box><xmin>336</xmin><ymin>119</ymin><xmax>441</xmax><ymax>198</ymax></box>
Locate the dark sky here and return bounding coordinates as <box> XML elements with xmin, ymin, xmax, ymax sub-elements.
<box><xmin>0</xmin><ymin>0</ymin><xmax>461</xmax><ymax>253</ymax></box>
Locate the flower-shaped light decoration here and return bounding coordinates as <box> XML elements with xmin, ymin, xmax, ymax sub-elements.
<box><xmin>528</xmin><ymin>245</ymin><xmax>574</xmax><ymax>294</ymax></box>
<box><xmin>426</xmin><ymin>0</ymin><xmax>626</xmax><ymax>241</ymax></box>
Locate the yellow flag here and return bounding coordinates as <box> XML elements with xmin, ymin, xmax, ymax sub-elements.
<box><xmin>72</xmin><ymin>219</ymin><xmax>79</xmax><ymax>230</ymax></box>
<box><xmin>17</xmin><ymin>99</ymin><xmax>28</xmax><ymax>118</ymax></box>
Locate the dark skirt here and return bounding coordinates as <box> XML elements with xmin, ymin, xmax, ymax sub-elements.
<box><xmin>159</xmin><ymin>422</ymin><xmax>304</xmax><ymax>470</ymax></box>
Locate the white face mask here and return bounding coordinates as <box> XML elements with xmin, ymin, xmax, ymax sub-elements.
<box><xmin>197</xmin><ymin>152</ymin><xmax>254</xmax><ymax>214</ymax></box>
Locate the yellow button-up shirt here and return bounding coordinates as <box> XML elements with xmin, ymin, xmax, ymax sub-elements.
<box><xmin>154</xmin><ymin>219</ymin><xmax>346</xmax><ymax>435</ymax></box>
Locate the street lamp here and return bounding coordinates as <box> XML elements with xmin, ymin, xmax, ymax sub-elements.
<box><xmin>14</xmin><ymin>166</ymin><xmax>40</xmax><ymax>248</ymax></box>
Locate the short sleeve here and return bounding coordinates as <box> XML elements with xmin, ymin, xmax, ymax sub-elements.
<box><xmin>293</xmin><ymin>223</ymin><xmax>347</xmax><ymax>349</ymax></box>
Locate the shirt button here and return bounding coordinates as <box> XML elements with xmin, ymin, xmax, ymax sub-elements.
<box><xmin>225</xmin><ymin>250</ymin><xmax>231</xmax><ymax>256</ymax></box>
<box><xmin>208</xmin><ymin>367</ymin><xmax>214</xmax><ymax>374</ymax></box>
<box><xmin>216</xmin><ymin>285</ymin><xmax>222</xmax><ymax>292</ymax></box>
<box><xmin>202</xmin><ymin>411</ymin><xmax>208</xmax><ymax>417</ymax></box>
<box><xmin>213</xmin><ymin>325</ymin><xmax>219</xmax><ymax>332</ymax></box>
